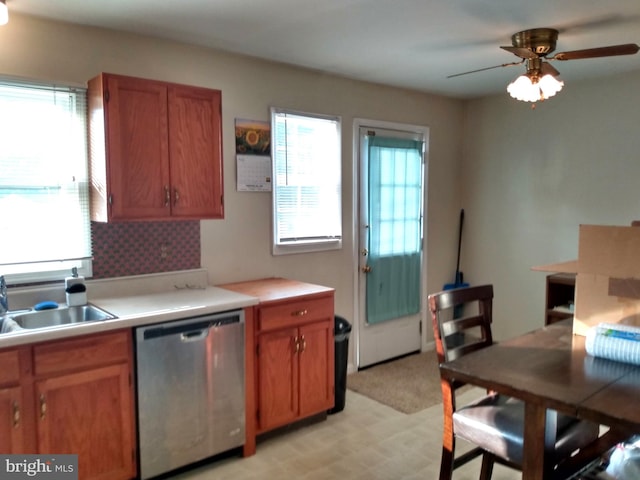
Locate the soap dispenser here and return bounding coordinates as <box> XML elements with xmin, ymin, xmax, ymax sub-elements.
<box><xmin>65</xmin><ymin>267</ymin><xmax>87</xmax><ymax>306</ymax></box>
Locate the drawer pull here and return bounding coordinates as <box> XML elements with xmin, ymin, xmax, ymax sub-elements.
<box><xmin>292</xmin><ymin>309</ymin><xmax>308</xmax><ymax>317</ymax></box>
<box><xmin>164</xmin><ymin>186</ymin><xmax>171</xmax><ymax>207</ymax></box>
<box><xmin>40</xmin><ymin>394</ymin><xmax>46</xmax><ymax>420</ymax></box>
<box><xmin>12</xmin><ymin>401</ymin><xmax>20</xmax><ymax>428</ymax></box>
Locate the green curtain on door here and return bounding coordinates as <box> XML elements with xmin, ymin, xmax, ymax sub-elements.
<box><xmin>366</xmin><ymin>136</ymin><xmax>423</xmax><ymax>325</ymax></box>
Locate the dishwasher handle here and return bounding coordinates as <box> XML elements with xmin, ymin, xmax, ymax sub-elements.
<box><xmin>141</xmin><ymin>311</ymin><xmax>242</xmax><ymax>341</ymax></box>
<box><xmin>181</xmin><ymin>329</ymin><xmax>209</xmax><ymax>342</ymax></box>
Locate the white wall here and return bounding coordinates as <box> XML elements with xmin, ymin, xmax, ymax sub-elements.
<box><xmin>0</xmin><ymin>14</ymin><xmax>466</xmax><ymax>366</ymax></box>
<box><xmin>462</xmin><ymin>70</ymin><xmax>640</xmax><ymax>340</ymax></box>
<box><xmin>5</xmin><ymin>14</ymin><xmax>638</xmax><ymax>353</ymax></box>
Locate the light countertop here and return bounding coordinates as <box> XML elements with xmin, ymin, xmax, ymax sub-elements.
<box><xmin>0</xmin><ymin>286</ymin><xmax>259</xmax><ymax>348</ymax></box>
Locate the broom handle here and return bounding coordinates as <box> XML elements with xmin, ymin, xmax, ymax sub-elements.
<box><xmin>455</xmin><ymin>209</ymin><xmax>464</xmax><ymax>283</ymax></box>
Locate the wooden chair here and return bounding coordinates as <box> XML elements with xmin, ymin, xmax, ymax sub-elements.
<box><xmin>428</xmin><ymin>284</ymin><xmax>601</xmax><ymax>480</ymax></box>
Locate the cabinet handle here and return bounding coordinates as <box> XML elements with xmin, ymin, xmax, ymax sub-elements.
<box><xmin>300</xmin><ymin>335</ymin><xmax>306</xmax><ymax>353</ymax></box>
<box><xmin>164</xmin><ymin>186</ymin><xmax>171</xmax><ymax>207</ymax></box>
<box><xmin>293</xmin><ymin>336</ymin><xmax>300</xmax><ymax>353</ymax></box>
<box><xmin>292</xmin><ymin>309</ymin><xmax>308</xmax><ymax>317</ymax></box>
<box><xmin>174</xmin><ymin>188</ymin><xmax>180</xmax><ymax>206</ymax></box>
<box><xmin>39</xmin><ymin>394</ymin><xmax>46</xmax><ymax>420</ymax></box>
<box><xmin>12</xmin><ymin>401</ymin><xmax>20</xmax><ymax>428</ymax></box>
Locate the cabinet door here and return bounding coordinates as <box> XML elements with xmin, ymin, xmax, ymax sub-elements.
<box><xmin>257</xmin><ymin>327</ymin><xmax>298</xmax><ymax>432</ymax></box>
<box><xmin>298</xmin><ymin>321</ymin><xmax>334</xmax><ymax>417</ymax></box>
<box><xmin>0</xmin><ymin>386</ymin><xmax>24</xmax><ymax>453</ymax></box>
<box><xmin>168</xmin><ymin>85</ymin><xmax>224</xmax><ymax>218</ymax></box>
<box><xmin>105</xmin><ymin>74</ymin><xmax>171</xmax><ymax>220</ymax></box>
<box><xmin>36</xmin><ymin>364</ymin><xmax>135</xmax><ymax>480</ymax></box>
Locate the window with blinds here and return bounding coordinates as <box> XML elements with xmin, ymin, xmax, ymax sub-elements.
<box><xmin>0</xmin><ymin>78</ymin><xmax>92</xmax><ymax>284</ymax></box>
<box><xmin>271</xmin><ymin>108</ymin><xmax>342</xmax><ymax>255</ymax></box>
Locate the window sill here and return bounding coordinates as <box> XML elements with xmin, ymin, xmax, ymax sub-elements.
<box><xmin>273</xmin><ymin>239</ymin><xmax>342</xmax><ymax>256</ymax></box>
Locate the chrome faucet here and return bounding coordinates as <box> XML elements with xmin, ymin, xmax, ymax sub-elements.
<box><xmin>0</xmin><ymin>275</ymin><xmax>8</xmax><ymax>315</ymax></box>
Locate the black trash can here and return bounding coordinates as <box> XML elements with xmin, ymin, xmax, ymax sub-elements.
<box><xmin>329</xmin><ymin>315</ymin><xmax>352</xmax><ymax>414</ymax></box>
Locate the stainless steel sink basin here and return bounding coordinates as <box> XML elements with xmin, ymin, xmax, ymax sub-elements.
<box><xmin>11</xmin><ymin>304</ymin><xmax>116</xmax><ymax>330</ymax></box>
<box><xmin>0</xmin><ymin>317</ymin><xmax>22</xmax><ymax>334</ymax></box>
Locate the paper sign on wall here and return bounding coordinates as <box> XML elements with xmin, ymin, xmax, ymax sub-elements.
<box><xmin>236</xmin><ymin>154</ymin><xmax>271</xmax><ymax>191</ymax></box>
<box><xmin>235</xmin><ymin>119</ymin><xmax>271</xmax><ymax>192</ymax></box>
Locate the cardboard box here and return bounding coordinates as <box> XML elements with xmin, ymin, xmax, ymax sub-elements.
<box><xmin>533</xmin><ymin>224</ymin><xmax>640</xmax><ymax>336</ymax></box>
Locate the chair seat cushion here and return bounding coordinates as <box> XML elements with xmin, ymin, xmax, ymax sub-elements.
<box><xmin>453</xmin><ymin>394</ymin><xmax>600</xmax><ymax>465</ymax></box>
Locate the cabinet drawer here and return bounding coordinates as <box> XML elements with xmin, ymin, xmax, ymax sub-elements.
<box><xmin>0</xmin><ymin>349</ymin><xmax>21</xmax><ymax>385</ymax></box>
<box><xmin>259</xmin><ymin>296</ymin><xmax>333</xmax><ymax>332</ymax></box>
<box><xmin>34</xmin><ymin>331</ymin><xmax>130</xmax><ymax>377</ymax></box>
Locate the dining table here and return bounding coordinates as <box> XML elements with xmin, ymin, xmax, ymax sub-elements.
<box><xmin>439</xmin><ymin>319</ymin><xmax>640</xmax><ymax>480</ymax></box>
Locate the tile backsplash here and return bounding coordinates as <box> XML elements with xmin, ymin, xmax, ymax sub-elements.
<box><xmin>91</xmin><ymin>220</ymin><xmax>200</xmax><ymax>279</ymax></box>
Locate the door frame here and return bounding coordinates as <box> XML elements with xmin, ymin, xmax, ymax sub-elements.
<box><xmin>351</xmin><ymin>118</ymin><xmax>430</xmax><ymax>369</ymax></box>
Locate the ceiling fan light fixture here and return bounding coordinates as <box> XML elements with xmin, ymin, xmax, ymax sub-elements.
<box><xmin>507</xmin><ymin>72</ymin><xmax>563</xmax><ymax>103</ymax></box>
<box><xmin>0</xmin><ymin>0</ymin><xmax>8</xmax><ymax>26</ymax></box>
<box><xmin>538</xmin><ymin>73</ymin><xmax>564</xmax><ymax>97</ymax></box>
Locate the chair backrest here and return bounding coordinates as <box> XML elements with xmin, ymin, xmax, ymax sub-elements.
<box><xmin>428</xmin><ymin>284</ymin><xmax>494</xmax><ymax>364</ymax></box>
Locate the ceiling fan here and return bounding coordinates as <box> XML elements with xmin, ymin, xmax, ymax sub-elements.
<box><xmin>449</xmin><ymin>28</ymin><xmax>639</xmax><ymax>103</ymax></box>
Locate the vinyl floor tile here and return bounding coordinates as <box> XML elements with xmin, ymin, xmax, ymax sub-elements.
<box><xmin>169</xmin><ymin>388</ymin><xmax>521</xmax><ymax>480</ymax></box>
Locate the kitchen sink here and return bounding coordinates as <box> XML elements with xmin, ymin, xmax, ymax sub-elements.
<box><xmin>0</xmin><ymin>316</ymin><xmax>22</xmax><ymax>334</ymax></box>
<box><xmin>11</xmin><ymin>304</ymin><xmax>116</xmax><ymax>330</ymax></box>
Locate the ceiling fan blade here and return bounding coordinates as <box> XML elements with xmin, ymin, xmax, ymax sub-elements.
<box><xmin>552</xmin><ymin>43</ymin><xmax>639</xmax><ymax>61</ymax></box>
<box><xmin>554</xmin><ymin>14</ymin><xmax>640</xmax><ymax>35</ymax></box>
<box><xmin>500</xmin><ymin>46</ymin><xmax>538</xmax><ymax>59</ymax></box>
<box><xmin>447</xmin><ymin>60</ymin><xmax>524</xmax><ymax>79</ymax></box>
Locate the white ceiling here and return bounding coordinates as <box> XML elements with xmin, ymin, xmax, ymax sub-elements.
<box><xmin>9</xmin><ymin>0</ymin><xmax>640</xmax><ymax>99</ymax></box>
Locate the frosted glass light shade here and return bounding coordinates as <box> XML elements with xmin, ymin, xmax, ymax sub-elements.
<box><xmin>0</xmin><ymin>1</ymin><xmax>8</xmax><ymax>26</ymax></box>
<box><xmin>507</xmin><ymin>73</ymin><xmax>564</xmax><ymax>102</ymax></box>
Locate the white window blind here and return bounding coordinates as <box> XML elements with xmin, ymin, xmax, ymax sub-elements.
<box><xmin>271</xmin><ymin>108</ymin><xmax>342</xmax><ymax>255</ymax></box>
<box><xmin>0</xmin><ymin>78</ymin><xmax>92</xmax><ymax>283</ymax></box>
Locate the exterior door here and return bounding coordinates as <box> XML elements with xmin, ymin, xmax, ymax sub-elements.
<box><xmin>356</xmin><ymin>121</ymin><xmax>428</xmax><ymax>368</ymax></box>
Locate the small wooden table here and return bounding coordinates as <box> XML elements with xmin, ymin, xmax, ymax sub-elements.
<box><xmin>439</xmin><ymin>320</ymin><xmax>640</xmax><ymax>479</ymax></box>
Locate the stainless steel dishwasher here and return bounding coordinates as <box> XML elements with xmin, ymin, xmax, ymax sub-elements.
<box><xmin>135</xmin><ymin>309</ymin><xmax>245</xmax><ymax>480</ymax></box>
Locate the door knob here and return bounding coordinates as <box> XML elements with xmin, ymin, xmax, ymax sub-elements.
<box><xmin>361</xmin><ymin>265</ymin><xmax>372</xmax><ymax>273</ymax></box>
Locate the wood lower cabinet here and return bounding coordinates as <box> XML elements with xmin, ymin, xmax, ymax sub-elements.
<box><xmin>297</xmin><ymin>321</ymin><xmax>334</xmax><ymax>417</ymax></box>
<box><xmin>88</xmin><ymin>73</ymin><xmax>224</xmax><ymax>222</ymax></box>
<box><xmin>257</xmin><ymin>326</ymin><xmax>299</xmax><ymax>430</ymax></box>
<box><xmin>256</xmin><ymin>319</ymin><xmax>333</xmax><ymax>432</ymax></box>
<box><xmin>0</xmin><ymin>330</ymin><xmax>136</xmax><ymax>480</ymax></box>
<box><xmin>35</xmin><ymin>364</ymin><xmax>134</xmax><ymax>480</ymax></box>
<box><xmin>0</xmin><ymin>386</ymin><xmax>24</xmax><ymax>453</ymax></box>
<box><xmin>220</xmin><ymin>278</ymin><xmax>335</xmax><ymax>446</ymax></box>
<box><xmin>0</xmin><ymin>348</ymin><xmax>26</xmax><ymax>453</ymax></box>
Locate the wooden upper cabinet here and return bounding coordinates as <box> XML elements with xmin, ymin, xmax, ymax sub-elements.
<box><xmin>168</xmin><ymin>85</ymin><xmax>224</xmax><ymax>218</ymax></box>
<box><xmin>88</xmin><ymin>73</ymin><xmax>224</xmax><ymax>222</ymax></box>
<box><xmin>103</xmin><ymin>75</ymin><xmax>170</xmax><ymax>220</ymax></box>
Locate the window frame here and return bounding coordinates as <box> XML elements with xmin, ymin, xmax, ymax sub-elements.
<box><xmin>0</xmin><ymin>77</ymin><xmax>92</xmax><ymax>285</ymax></box>
<box><xmin>270</xmin><ymin>107</ymin><xmax>342</xmax><ymax>255</ymax></box>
